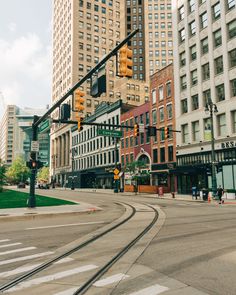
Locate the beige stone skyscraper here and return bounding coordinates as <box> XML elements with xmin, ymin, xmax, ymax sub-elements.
<box><xmin>51</xmin><ymin>0</ymin><xmax>173</xmax><ymax>184</ymax></box>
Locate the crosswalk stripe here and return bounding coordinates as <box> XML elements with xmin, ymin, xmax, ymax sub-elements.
<box><xmin>0</xmin><ymin>242</ymin><xmax>22</xmax><ymax>249</ymax></box>
<box><xmin>0</xmin><ymin>257</ymin><xmax>74</xmax><ymax>278</ymax></box>
<box><xmin>0</xmin><ymin>251</ymin><xmax>54</xmax><ymax>266</ymax></box>
<box><xmin>54</xmin><ymin>287</ymin><xmax>78</xmax><ymax>295</ymax></box>
<box><xmin>93</xmin><ymin>273</ymin><xmax>129</xmax><ymax>287</ymax></box>
<box><xmin>0</xmin><ymin>246</ymin><xmax>36</xmax><ymax>256</ymax></box>
<box><xmin>127</xmin><ymin>284</ymin><xmax>169</xmax><ymax>295</ymax></box>
<box><xmin>0</xmin><ymin>239</ymin><xmax>10</xmax><ymax>243</ymax></box>
<box><xmin>7</xmin><ymin>265</ymin><xmax>98</xmax><ymax>292</ymax></box>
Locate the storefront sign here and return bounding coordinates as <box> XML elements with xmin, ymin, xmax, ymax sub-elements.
<box><xmin>221</xmin><ymin>141</ymin><xmax>236</xmax><ymax>149</ymax></box>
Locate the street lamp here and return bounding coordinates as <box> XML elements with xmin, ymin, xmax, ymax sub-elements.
<box><xmin>205</xmin><ymin>100</ymin><xmax>218</xmax><ymax>198</ymax></box>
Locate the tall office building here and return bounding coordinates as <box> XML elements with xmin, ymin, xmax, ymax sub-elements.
<box><xmin>126</xmin><ymin>0</ymin><xmax>173</xmax><ymax>80</ymax></box>
<box><xmin>172</xmin><ymin>0</ymin><xmax>236</xmax><ymax>193</ymax></box>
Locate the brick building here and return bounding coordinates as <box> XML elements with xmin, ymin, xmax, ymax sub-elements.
<box><xmin>150</xmin><ymin>64</ymin><xmax>177</xmax><ymax>192</ymax></box>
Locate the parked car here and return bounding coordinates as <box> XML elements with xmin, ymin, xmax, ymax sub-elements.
<box><xmin>37</xmin><ymin>182</ymin><xmax>50</xmax><ymax>189</ymax></box>
<box><xmin>17</xmin><ymin>182</ymin><xmax>26</xmax><ymax>188</ymax></box>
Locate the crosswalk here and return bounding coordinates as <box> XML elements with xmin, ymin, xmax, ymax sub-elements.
<box><xmin>0</xmin><ymin>237</ymin><xmax>203</xmax><ymax>295</ymax></box>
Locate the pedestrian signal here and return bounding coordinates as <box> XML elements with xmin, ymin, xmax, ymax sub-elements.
<box><xmin>119</xmin><ymin>45</ymin><xmax>133</xmax><ymax>78</ymax></box>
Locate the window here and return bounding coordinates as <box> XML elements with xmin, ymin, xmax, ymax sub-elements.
<box><xmin>181</xmin><ymin>98</ymin><xmax>188</xmax><ymax>114</ymax></box>
<box><xmin>202</xmin><ymin>63</ymin><xmax>210</xmax><ymax>80</ymax></box>
<box><xmin>189</xmin><ymin>21</ymin><xmax>196</xmax><ymax>36</ymax></box>
<box><xmin>212</xmin><ymin>2</ymin><xmax>221</xmax><ymax>21</ymax></box>
<box><xmin>192</xmin><ymin>121</ymin><xmax>200</xmax><ymax>141</ymax></box>
<box><xmin>181</xmin><ymin>75</ymin><xmax>187</xmax><ymax>90</ymax></box>
<box><xmin>179</xmin><ymin>28</ymin><xmax>185</xmax><ymax>42</ymax></box>
<box><xmin>152</xmin><ymin>89</ymin><xmax>156</xmax><ymax>104</ymax></box>
<box><xmin>179</xmin><ymin>5</ymin><xmax>184</xmax><ymax>21</ymax></box>
<box><xmin>167</xmin><ymin>104</ymin><xmax>172</xmax><ymax>119</ymax></box>
<box><xmin>189</xmin><ymin>0</ymin><xmax>195</xmax><ymax>12</ymax></box>
<box><xmin>166</xmin><ymin>81</ymin><xmax>171</xmax><ymax>97</ymax></box>
<box><xmin>214</xmin><ymin>29</ymin><xmax>222</xmax><ymax>47</ymax></box>
<box><xmin>182</xmin><ymin>124</ymin><xmax>189</xmax><ymax>143</ymax></box>
<box><xmin>216</xmin><ymin>84</ymin><xmax>225</xmax><ymax>101</ymax></box>
<box><xmin>201</xmin><ymin>37</ymin><xmax>209</xmax><ymax>54</ymax></box>
<box><xmin>159</xmin><ymin>107</ymin><xmax>164</xmax><ymax>122</ymax></box>
<box><xmin>203</xmin><ymin>89</ymin><xmax>211</xmax><ymax>105</ymax></box>
<box><xmin>190</xmin><ymin>44</ymin><xmax>197</xmax><ymax>60</ymax></box>
<box><xmin>180</xmin><ymin>51</ymin><xmax>186</xmax><ymax>66</ymax></box>
<box><xmin>217</xmin><ymin>113</ymin><xmax>226</xmax><ymax>136</ymax></box>
<box><xmin>228</xmin><ymin>19</ymin><xmax>236</xmax><ymax>39</ymax></box>
<box><xmin>231</xmin><ymin>79</ymin><xmax>236</xmax><ymax>97</ymax></box>
<box><xmin>153</xmin><ymin>149</ymin><xmax>158</xmax><ymax>163</ymax></box>
<box><xmin>191</xmin><ymin>69</ymin><xmax>198</xmax><ymax>85</ymax></box>
<box><xmin>160</xmin><ymin>147</ymin><xmax>165</xmax><ymax>162</ymax></box>
<box><xmin>227</xmin><ymin>0</ymin><xmax>236</xmax><ymax>10</ymax></box>
<box><xmin>191</xmin><ymin>94</ymin><xmax>199</xmax><ymax>110</ymax></box>
<box><xmin>232</xmin><ymin>110</ymin><xmax>236</xmax><ymax>133</ymax></box>
<box><xmin>168</xmin><ymin>146</ymin><xmax>173</xmax><ymax>162</ymax></box>
<box><xmin>229</xmin><ymin>48</ymin><xmax>236</xmax><ymax>67</ymax></box>
<box><xmin>214</xmin><ymin>56</ymin><xmax>224</xmax><ymax>74</ymax></box>
<box><xmin>200</xmin><ymin>12</ymin><xmax>208</xmax><ymax>29</ymax></box>
<box><xmin>152</xmin><ymin>109</ymin><xmax>157</xmax><ymax>124</ymax></box>
<box><xmin>159</xmin><ymin>85</ymin><xmax>164</xmax><ymax>100</ymax></box>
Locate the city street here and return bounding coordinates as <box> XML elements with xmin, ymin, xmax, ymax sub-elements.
<box><xmin>0</xmin><ymin>189</ymin><xmax>236</xmax><ymax>294</ymax></box>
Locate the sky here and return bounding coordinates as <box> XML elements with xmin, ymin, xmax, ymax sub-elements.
<box><xmin>0</xmin><ymin>0</ymin><xmax>52</xmax><ymax>118</ymax></box>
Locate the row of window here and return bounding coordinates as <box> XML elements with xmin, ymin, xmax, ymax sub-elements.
<box><xmin>152</xmin><ymin>81</ymin><xmax>172</xmax><ymax>104</ymax></box>
<box><xmin>179</xmin><ymin>0</ymin><xmax>235</xmax><ymax>22</ymax></box>
<box><xmin>179</xmin><ymin>18</ymin><xmax>236</xmax><ymax>44</ymax></box>
<box><xmin>152</xmin><ymin>105</ymin><xmax>173</xmax><ymax>123</ymax></box>
<box><xmin>181</xmin><ymin>110</ymin><xmax>236</xmax><ymax>143</ymax></box>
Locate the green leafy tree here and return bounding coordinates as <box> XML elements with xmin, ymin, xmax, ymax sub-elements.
<box><xmin>125</xmin><ymin>160</ymin><xmax>147</xmax><ymax>194</ymax></box>
<box><xmin>37</xmin><ymin>167</ymin><xmax>49</xmax><ymax>183</ymax></box>
<box><xmin>5</xmin><ymin>157</ymin><xmax>30</xmax><ymax>184</ymax></box>
<box><xmin>0</xmin><ymin>160</ymin><xmax>6</xmax><ymax>192</ymax></box>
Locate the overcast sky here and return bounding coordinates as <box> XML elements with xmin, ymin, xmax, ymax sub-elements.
<box><xmin>0</xmin><ymin>0</ymin><xmax>52</xmax><ymax>118</ymax></box>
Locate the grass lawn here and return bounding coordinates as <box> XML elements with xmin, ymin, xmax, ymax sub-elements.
<box><xmin>0</xmin><ymin>190</ymin><xmax>76</xmax><ymax>209</ymax></box>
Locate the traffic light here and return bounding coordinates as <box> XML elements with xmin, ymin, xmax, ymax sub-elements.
<box><xmin>134</xmin><ymin>124</ymin><xmax>139</xmax><ymax>137</ymax></box>
<box><xmin>119</xmin><ymin>45</ymin><xmax>133</xmax><ymax>78</ymax></box>
<box><xmin>74</xmin><ymin>90</ymin><xmax>85</xmax><ymax>113</ymax></box>
<box><xmin>164</xmin><ymin>127</ymin><xmax>170</xmax><ymax>139</ymax></box>
<box><xmin>77</xmin><ymin>117</ymin><xmax>84</xmax><ymax>132</ymax></box>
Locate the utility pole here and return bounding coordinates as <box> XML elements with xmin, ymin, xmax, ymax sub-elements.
<box><xmin>114</xmin><ymin>138</ymin><xmax>119</xmax><ymax>193</ymax></box>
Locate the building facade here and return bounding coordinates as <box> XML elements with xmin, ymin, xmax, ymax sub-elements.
<box><xmin>150</xmin><ymin>64</ymin><xmax>176</xmax><ymax>192</ymax></box>
<box><xmin>172</xmin><ymin>0</ymin><xmax>236</xmax><ymax>193</ymax></box>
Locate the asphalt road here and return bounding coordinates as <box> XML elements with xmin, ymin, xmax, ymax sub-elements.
<box><xmin>0</xmin><ymin>189</ymin><xmax>236</xmax><ymax>294</ymax></box>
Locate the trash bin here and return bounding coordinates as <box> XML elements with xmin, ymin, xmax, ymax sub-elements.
<box><xmin>202</xmin><ymin>188</ymin><xmax>208</xmax><ymax>201</ymax></box>
<box><xmin>192</xmin><ymin>186</ymin><xmax>197</xmax><ymax>199</ymax></box>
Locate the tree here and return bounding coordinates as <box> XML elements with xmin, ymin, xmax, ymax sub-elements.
<box><xmin>125</xmin><ymin>160</ymin><xmax>147</xmax><ymax>194</ymax></box>
<box><xmin>0</xmin><ymin>159</ymin><xmax>6</xmax><ymax>192</ymax></box>
<box><xmin>37</xmin><ymin>167</ymin><xmax>49</xmax><ymax>183</ymax></box>
<box><xmin>5</xmin><ymin>157</ymin><xmax>30</xmax><ymax>184</ymax></box>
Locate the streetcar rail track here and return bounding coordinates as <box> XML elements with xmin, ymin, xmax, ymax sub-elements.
<box><xmin>0</xmin><ymin>202</ymin><xmax>136</xmax><ymax>293</ymax></box>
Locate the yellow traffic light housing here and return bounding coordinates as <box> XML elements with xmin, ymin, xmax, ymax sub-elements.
<box><xmin>134</xmin><ymin>124</ymin><xmax>139</xmax><ymax>137</ymax></box>
<box><xmin>164</xmin><ymin>127</ymin><xmax>170</xmax><ymax>139</ymax></box>
<box><xmin>77</xmin><ymin>117</ymin><xmax>84</xmax><ymax>132</ymax></box>
<box><xmin>74</xmin><ymin>90</ymin><xmax>85</xmax><ymax>113</ymax></box>
<box><xmin>119</xmin><ymin>45</ymin><xmax>133</xmax><ymax>78</ymax></box>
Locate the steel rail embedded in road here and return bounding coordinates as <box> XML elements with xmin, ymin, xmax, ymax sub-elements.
<box><xmin>73</xmin><ymin>204</ymin><xmax>159</xmax><ymax>295</ymax></box>
<box><xmin>0</xmin><ymin>202</ymin><xmax>136</xmax><ymax>293</ymax></box>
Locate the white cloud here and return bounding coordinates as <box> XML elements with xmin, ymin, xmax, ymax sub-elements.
<box><xmin>8</xmin><ymin>22</ymin><xmax>17</xmax><ymax>32</ymax></box>
<box><xmin>0</xmin><ymin>33</ymin><xmax>52</xmax><ymax>115</ymax></box>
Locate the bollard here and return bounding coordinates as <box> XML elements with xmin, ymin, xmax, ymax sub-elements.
<box><xmin>208</xmin><ymin>193</ymin><xmax>211</xmax><ymax>203</ymax></box>
<box><xmin>171</xmin><ymin>192</ymin><xmax>175</xmax><ymax>198</ymax></box>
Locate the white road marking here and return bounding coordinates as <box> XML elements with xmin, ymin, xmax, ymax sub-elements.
<box><xmin>93</xmin><ymin>273</ymin><xmax>129</xmax><ymax>287</ymax></box>
<box><xmin>0</xmin><ymin>239</ymin><xmax>10</xmax><ymax>243</ymax></box>
<box><xmin>0</xmin><ymin>257</ymin><xmax>74</xmax><ymax>278</ymax></box>
<box><xmin>0</xmin><ymin>246</ymin><xmax>36</xmax><ymax>256</ymax></box>
<box><xmin>0</xmin><ymin>242</ymin><xmax>22</xmax><ymax>249</ymax></box>
<box><xmin>127</xmin><ymin>284</ymin><xmax>169</xmax><ymax>295</ymax></box>
<box><xmin>0</xmin><ymin>251</ymin><xmax>53</xmax><ymax>266</ymax></box>
<box><xmin>25</xmin><ymin>221</ymin><xmax>105</xmax><ymax>230</ymax></box>
<box><xmin>54</xmin><ymin>287</ymin><xmax>78</xmax><ymax>295</ymax></box>
<box><xmin>7</xmin><ymin>265</ymin><xmax>98</xmax><ymax>292</ymax></box>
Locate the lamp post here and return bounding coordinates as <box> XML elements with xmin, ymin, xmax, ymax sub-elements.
<box><xmin>205</xmin><ymin>100</ymin><xmax>218</xmax><ymax>198</ymax></box>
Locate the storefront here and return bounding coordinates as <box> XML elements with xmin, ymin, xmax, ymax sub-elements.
<box><xmin>151</xmin><ymin>163</ymin><xmax>177</xmax><ymax>193</ymax></box>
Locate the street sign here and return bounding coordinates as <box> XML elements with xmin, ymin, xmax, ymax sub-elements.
<box><xmin>114</xmin><ymin>175</ymin><xmax>119</xmax><ymax>180</ymax></box>
<box><xmin>97</xmin><ymin>129</ymin><xmax>123</xmax><ymax>138</ymax></box>
<box><xmin>113</xmin><ymin>168</ymin><xmax>119</xmax><ymax>175</ymax></box>
<box><xmin>139</xmin><ymin>123</ymin><xmax>145</xmax><ymax>133</ymax></box>
<box><xmin>31</xmin><ymin>141</ymin><xmax>39</xmax><ymax>152</ymax></box>
<box><xmin>38</xmin><ymin>119</ymin><xmax>52</xmax><ymax>133</ymax></box>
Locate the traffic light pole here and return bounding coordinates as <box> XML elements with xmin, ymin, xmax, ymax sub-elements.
<box><xmin>114</xmin><ymin>138</ymin><xmax>119</xmax><ymax>193</ymax></box>
<box><xmin>28</xmin><ymin>116</ymin><xmax>39</xmax><ymax>208</ymax></box>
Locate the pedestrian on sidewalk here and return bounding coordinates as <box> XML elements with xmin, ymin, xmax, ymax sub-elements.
<box><xmin>217</xmin><ymin>185</ymin><xmax>224</xmax><ymax>204</ymax></box>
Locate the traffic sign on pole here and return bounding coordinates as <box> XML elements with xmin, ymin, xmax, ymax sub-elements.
<box><xmin>97</xmin><ymin>129</ymin><xmax>123</xmax><ymax>138</ymax></box>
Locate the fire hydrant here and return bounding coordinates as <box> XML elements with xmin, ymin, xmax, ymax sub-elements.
<box><xmin>171</xmin><ymin>192</ymin><xmax>175</xmax><ymax>198</ymax></box>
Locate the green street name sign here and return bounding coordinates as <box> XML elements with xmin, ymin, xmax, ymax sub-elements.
<box><xmin>38</xmin><ymin>119</ymin><xmax>51</xmax><ymax>133</ymax></box>
<box><xmin>97</xmin><ymin>129</ymin><xmax>123</xmax><ymax>138</ymax></box>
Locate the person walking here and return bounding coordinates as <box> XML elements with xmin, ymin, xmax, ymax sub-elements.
<box><xmin>217</xmin><ymin>185</ymin><xmax>224</xmax><ymax>204</ymax></box>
